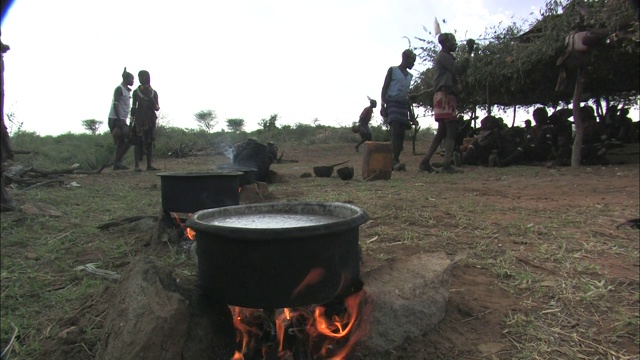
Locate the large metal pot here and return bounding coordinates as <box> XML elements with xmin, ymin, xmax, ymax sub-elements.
<box><xmin>215</xmin><ymin>164</ymin><xmax>257</xmax><ymax>187</ymax></box>
<box><xmin>157</xmin><ymin>171</ymin><xmax>242</xmax><ymax>214</ymax></box>
<box><xmin>186</xmin><ymin>202</ymin><xmax>369</xmax><ymax>309</ymax></box>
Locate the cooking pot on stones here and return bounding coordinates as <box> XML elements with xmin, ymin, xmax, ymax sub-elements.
<box><xmin>215</xmin><ymin>164</ymin><xmax>257</xmax><ymax>187</ymax></box>
<box><xmin>186</xmin><ymin>201</ymin><xmax>369</xmax><ymax>309</ymax></box>
<box><xmin>157</xmin><ymin>171</ymin><xmax>242</xmax><ymax>214</ymax></box>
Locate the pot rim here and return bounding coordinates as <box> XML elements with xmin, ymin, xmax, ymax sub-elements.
<box><xmin>186</xmin><ymin>201</ymin><xmax>369</xmax><ymax>240</ymax></box>
<box><xmin>156</xmin><ymin>171</ymin><xmax>243</xmax><ymax>177</ymax></box>
<box><xmin>216</xmin><ymin>164</ymin><xmax>258</xmax><ymax>171</ymax></box>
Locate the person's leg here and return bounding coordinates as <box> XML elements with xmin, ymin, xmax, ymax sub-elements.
<box><xmin>390</xmin><ymin>122</ymin><xmax>406</xmax><ymax>169</ymax></box>
<box><xmin>145</xmin><ymin>143</ymin><xmax>158</xmax><ymax>170</ymax></box>
<box><xmin>461</xmin><ymin>142</ymin><xmax>478</xmax><ymax>165</ymax></box>
<box><xmin>113</xmin><ymin>123</ymin><xmax>131</xmax><ymax>170</ymax></box>
<box><xmin>500</xmin><ymin>147</ymin><xmax>524</xmax><ymax>167</ymax></box>
<box><xmin>355</xmin><ymin>134</ymin><xmax>366</xmax><ymax>153</ymax></box>
<box><xmin>133</xmin><ymin>145</ymin><xmax>142</xmax><ymax>172</ymax></box>
<box><xmin>0</xmin><ymin>175</ymin><xmax>15</xmax><ymax>212</ymax></box>
<box><xmin>145</xmin><ymin>128</ymin><xmax>159</xmax><ymax>171</ymax></box>
<box><xmin>419</xmin><ymin>120</ymin><xmax>446</xmax><ymax>172</ymax></box>
<box><xmin>441</xmin><ymin>120</ymin><xmax>462</xmax><ymax>172</ymax></box>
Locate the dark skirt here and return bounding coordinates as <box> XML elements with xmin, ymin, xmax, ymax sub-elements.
<box><xmin>386</xmin><ymin>99</ymin><xmax>411</xmax><ymax>130</ymax></box>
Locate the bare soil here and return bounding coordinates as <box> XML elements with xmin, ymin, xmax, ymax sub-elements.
<box><xmin>1</xmin><ymin>140</ymin><xmax>638</xmax><ymax>359</ymax></box>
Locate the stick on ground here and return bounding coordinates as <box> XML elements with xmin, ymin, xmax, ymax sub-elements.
<box><xmin>97</xmin><ymin>215</ymin><xmax>160</xmax><ymax>231</ymax></box>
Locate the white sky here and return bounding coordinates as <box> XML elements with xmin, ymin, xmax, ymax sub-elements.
<box><xmin>2</xmin><ymin>0</ymin><xmax>551</xmax><ymax>135</ymax></box>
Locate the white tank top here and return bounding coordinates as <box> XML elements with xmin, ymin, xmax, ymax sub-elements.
<box><xmin>108</xmin><ymin>84</ymin><xmax>132</xmax><ymax>120</ymax></box>
<box><xmin>385</xmin><ymin>66</ymin><xmax>413</xmax><ymax>101</ymax></box>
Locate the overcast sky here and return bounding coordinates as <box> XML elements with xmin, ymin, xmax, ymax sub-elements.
<box><xmin>2</xmin><ymin>0</ymin><xmax>551</xmax><ymax>135</ymax></box>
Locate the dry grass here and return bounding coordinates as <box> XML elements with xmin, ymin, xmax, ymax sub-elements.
<box><xmin>1</xmin><ymin>142</ymin><xmax>638</xmax><ymax>359</ymax></box>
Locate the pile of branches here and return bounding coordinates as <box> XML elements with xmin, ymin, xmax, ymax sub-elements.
<box><xmin>167</xmin><ymin>143</ymin><xmax>216</xmax><ymax>158</ymax></box>
<box><xmin>3</xmin><ymin>163</ymin><xmax>107</xmax><ymax>191</ymax></box>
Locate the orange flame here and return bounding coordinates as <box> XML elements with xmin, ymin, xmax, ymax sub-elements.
<box><xmin>230</xmin><ymin>307</ymin><xmax>263</xmax><ymax>359</ymax></box>
<box><xmin>275</xmin><ymin>307</ymin><xmax>297</xmax><ymax>355</ymax></box>
<box><xmin>185</xmin><ymin>227</ymin><xmax>196</xmax><ymax>240</ymax></box>
<box><xmin>309</xmin><ymin>290</ymin><xmax>370</xmax><ymax>360</ymax></box>
<box><xmin>170</xmin><ymin>212</ymin><xmax>196</xmax><ymax>240</ymax></box>
<box><xmin>229</xmin><ymin>286</ymin><xmax>370</xmax><ymax>359</ymax></box>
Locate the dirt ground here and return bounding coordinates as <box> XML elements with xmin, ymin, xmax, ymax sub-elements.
<box><xmin>271</xmin><ymin>142</ymin><xmax>640</xmax><ymax>359</ymax></box>
<box><xmin>1</xmin><ymin>140</ymin><xmax>639</xmax><ymax>359</ymax></box>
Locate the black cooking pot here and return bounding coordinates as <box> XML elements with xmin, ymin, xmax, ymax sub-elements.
<box><xmin>215</xmin><ymin>164</ymin><xmax>257</xmax><ymax>187</ymax></box>
<box><xmin>186</xmin><ymin>202</ymin><xmax>369</xmax><ymax>309</ymax></box>
<box><xmin>157</xmin><ymin>171</ymin><xmax>242</xmax><ymax>214</ymax></box>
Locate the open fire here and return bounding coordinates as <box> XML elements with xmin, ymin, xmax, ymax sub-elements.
<box><xmin>170</xmin><ymin>202</ymin><xmax>371</xmax><ymax>360</ymax></box>
<box><xmin>170</xmin><ymin>212</ymin><xmax>196</xmax><ymax>240</ymax></box>
<box><xmin>231</xmin><ymin>289</ymin><xmax>370</xmax><ymax>360</ymax></box>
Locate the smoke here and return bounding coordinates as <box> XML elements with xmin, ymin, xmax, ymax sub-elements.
<box><xmin>216</xmin><ymin>142</ymin><xmax>235</xmax><ymax>161</ymax></box>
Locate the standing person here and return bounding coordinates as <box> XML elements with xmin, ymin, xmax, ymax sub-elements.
<box><xmin>355</xmin><ymin>97</ymin><xmax>377</xmax><ymax>153</ymax></box>
<box><xmin>108</xmin><ymin>67</ymin><xmax>134</xmax><ymax>170</ymax></box>
<box><xmin>616</xmin><ymin>108</ymin><xmax>634</xmax><ymax>143</ymax></box>
<box><xmin>130</xmin><ymin>70</ymin><xmax>160</xmax><ymax>172</ymax></box>
<box><xmin>419</xmin><ymin>33</ymin><xmax>472</xmax><ymax>174</ymax></box>
<box><xmin>380</xmin><ymin>49</ymin><xmax>417</xmax><ymax>171</ymax></box>
<box><xmin>1</xmin><ymin>38</ymin><xmax>15</xmax><ymax>212</ymax></box>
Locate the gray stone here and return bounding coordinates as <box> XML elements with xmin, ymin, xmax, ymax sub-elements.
<box><xmin>95</xmin><ymin>257</ymin><xmax>189</xmax><ymax>360</ymax></box>
<box><xmin>359</xmin><ymin>252</ymin><xmax>463</xmax><ymax>353</ymax></box>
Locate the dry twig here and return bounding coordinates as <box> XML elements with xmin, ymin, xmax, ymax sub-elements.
<box><xmin>19</xmin><ymin>179</ymin><xmax>65</xmax><ymax>191</ymax></box>
<box><xmin>1</xmin><ymin>321</ymin><xmax>19</xmax><ymax>359</ymax></box>
<box><xmin>97</xmin><ymin>215</ymin><xmax>159</xmax><ymax>231</ymax></box>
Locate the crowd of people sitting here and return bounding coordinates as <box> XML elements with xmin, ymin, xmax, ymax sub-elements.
<box><xmin>452</xmin><ymin>105</ymin><xmax>638</xmax><ymax>168</ymax></box>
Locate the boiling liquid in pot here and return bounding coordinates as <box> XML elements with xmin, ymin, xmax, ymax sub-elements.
<box><xmin>204</xmin><ymin>213</ymin><xmax>341</xmax><ymax>229</ymax></box>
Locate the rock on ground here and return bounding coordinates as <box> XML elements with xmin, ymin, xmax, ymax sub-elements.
<box><xmin>358</xmin><ymin>252</ymin><xmax>462</xmax><ymax>354</ymax></box>
<box><xmin>95</xmin><ymin>257</ymin><xmax>189</xmax><ymax>360</ymax></box>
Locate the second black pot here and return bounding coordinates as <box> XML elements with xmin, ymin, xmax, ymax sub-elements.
<box><xmin>157</xmin><ymin>171</ymin><xmax>242</xmax><ymax>214</ymax></box>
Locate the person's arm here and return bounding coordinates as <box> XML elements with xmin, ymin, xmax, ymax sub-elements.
<box><xmin>111</xmin><ymin>87</ymin><xmax>123</xmax><ymax>120</ymax></box>
<box><xmin>380</xmin><ymin>67</ymin><xmax>393</xmax><ymax>104</ymax></box>
<box><xmin>130</xmin><ymin>90</ymin><xmax>138</xmax><ymax>122</ymax></box>
<box><xmin>1</xmin><ymin>119</ymin><xmax>13</xmax><ymax>162</ymax></box>
<box><xmin>380</xmin><ymin>67</ymin><xmax>393</xmax><ymax>118</ymax></box>
<box><xmin>437</xmin><ymin>52</ymin><xmax>469</xmax><ymax>75</ymax></box>
<box><xmin>153</xmin><ymin>91</ymin><xmax>160</xmax><ymax>111</ymax></box>
<box><xmin>409</xmin><ymin>104</ymin><xmax>417</xmax><ymax>126</ymax></box>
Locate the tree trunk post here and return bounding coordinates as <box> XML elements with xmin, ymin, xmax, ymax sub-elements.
<box><xmin>571</xmin><ymin>68</ymin><xmax>585</xmax><ymax>167</ymax></box>
<box><xmin>511</xmin><ymin>105</ymin><xmax>517</xmax><ymax>128</ymax></box>
<box><xmin>472</xmin><ymin>106</ymin><xmax>477</xmax><ymax>128</ymax></box>
<box><xmin>486</xmin><ymin>84</ymin><xmax>491</xmax><ymax>116</ymax></box>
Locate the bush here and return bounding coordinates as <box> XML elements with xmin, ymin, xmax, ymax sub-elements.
<box><xmin>10</xmin><ymin>131</ymin><xmax>114</xmax><ymax>170</ymax></box>
<box><xmin>7</xmin><ymin>123</ymin><xmax>429</xmax><ymax>167</ymax></box>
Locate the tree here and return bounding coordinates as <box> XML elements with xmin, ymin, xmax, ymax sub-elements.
<box><xmin>81</xmin><ymin>119</ymin><xmax>103</xmax><ymax>135</ymax></box>
<box><xmin>5</xmin><ymin>111</ymin><xmax>23</xmax><ymax>135</ymax></box>
<box><xmin>258</xmin><ymin>114</ymin><xmax>279</xmax><ymax>130</ymax></box>
<box><xmin>194</xmin><ymin>110</ymin><xmax>218</xmax><ymax>133</ymax></box>
<box><xmin>410</xmin><ymin>0</ymin><xmax>639</xmax><ymax>166</ymax></box>
<box><xmin>226</xmin><ymin>118</ymin><xmax>245</xmax><ymax>132</ymax></box>
<box><xmin>411</xmin><ymin>0</ymin><xmax>638</xmax><ymax>111</ymax></box>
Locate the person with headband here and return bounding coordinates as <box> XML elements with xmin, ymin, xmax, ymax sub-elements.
<box><xmin>108</xmin><ymin>67</ymin><xmax>134</xmax><ymax>170</ymax></box>
<box><xmin>130</xmin><ymin>70</ymin><xmax>160</xmax><ymax>172</ymax></box>
<box><xmin>419</xmin><ymin>33</ymin><xmax>472</xmax><ymax>174</ymax></box>
<box><xmin>354</xmin><ymin>97</ymin><xmax>377</xmax><ymax>153</ymax></box>
<box><xmin>380</xmin><ymin>49</ymin><xmax>418</xmax><ymax>171</ymax></box>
